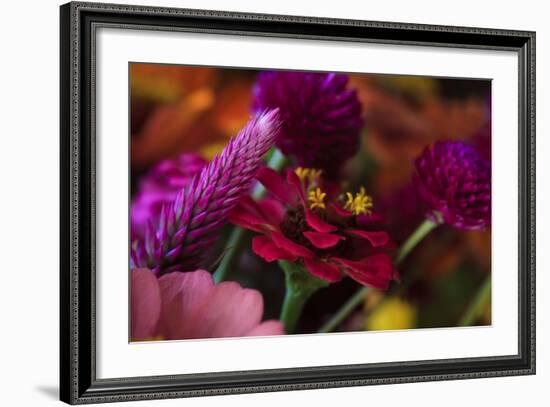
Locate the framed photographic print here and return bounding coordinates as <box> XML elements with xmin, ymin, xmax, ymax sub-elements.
<box><xmin>60</xmin><ymin>1</ymin><xmax>536</xmax><ymax>404</ymax></box>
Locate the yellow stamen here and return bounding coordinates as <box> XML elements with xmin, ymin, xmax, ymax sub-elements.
<box><xmin>306</xmin><ymin>168</ymin><xmax>323</xmax><ymax>184</ymax></box>
<box><xmin>344</xmin><ymin>187</ymin><xmax>373</xmax><ymax>215</ymax></box>
<box><xmin>295</xmin><ymin>167</ymin><xmax>310</xmax><ymax>182</ymax></box>
<box><xmin>295</xmin><ymin>167</ymin><xmax>323</xmax><ymax>188</ymax></box>
<box><xmin>308</xmin><ymin>188</ymin><xmax>327</xmax><ymax>210</ymax></box>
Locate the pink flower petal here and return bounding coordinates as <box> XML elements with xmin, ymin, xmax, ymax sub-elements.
<box><xmin>346</xmin><ymin>229</ymin><xmax>389</xmax><ymax>247</ymax></box>
<box><xmin>305</xmin><ymin>209</ymin><xmax>337</xmax><ymax>232</ymax></box>
<box><xmin>303</xmin><ymin>231</ymin><xmax>345</xmax><ymax>249</ymax></box>
<box><xmin>131</xmin><ymin>268</ymin><xmax>162</xmax><ymax>340</ymax></box>
<box><xmin>246</xmin><ymin>320</ymin><xmax>285</xmax><ymax>336</ymax></box>
<box><xmin>188</xmin><ymin>282</ymin><xmax>265</xmax><ymax>338</ymax></box>
<box><xmin>154</xmin><ymin>270</ymin><xmax>285</xmax><ymax>340</ymax></box>
<box><xmin>303</xmin><ymin>258</ymin><xmax>343</xmax><ymax>282</ymax></box>
<box><xmin>257</xmin><ymin>167</ymin><xmax>297</xmax><ymax>204</ymax></box>
<box><xmin>252</xmin><ymin>235</ymin><xmax>297</xmax><ymax>262</ymax></box>
<box><xmin>157</xmin><ymin>270</ymin><xmax>214</xmax><ymax>339</ymax></box>
<box><xmin>271</xmin><ymin>232</ymin><xmax>314</xmax><ymax>259</ymax></box>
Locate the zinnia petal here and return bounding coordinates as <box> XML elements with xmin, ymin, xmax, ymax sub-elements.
<box><xmin>305</xmin><ymin>209</ymin><xmax>337</xmax><ymax>232</ymax></box>
<box><xmin>252</xmin><ymin>235</ymin><xmax>297</xmax><ymax>262</ymax></box>
<box><xmin>257</xmin><ymin>198</ymin><xmax>287</xmax><ymax>225</ymax></box>
<box><xmin>303</xmin><ymin>231</ymin><xmax>345</xmax><ymax>249</ymax></box>
<box><xmin>366</xmin><ymin>253</ymin><xmax>395</xmax><ymax>280</ymax></box>
<box><xmin>346</xmin><ymin>229</ymin><xmax>389</xmax><ymax>247</ymax></box>
<box><xmin>131</xmin><ymin>268</ymin><xmax>162</xmax><ymax>340</ymax></box>
<box><xmin>333</xmin><ymin>254</ymin><xmax>394</xmax><ymax>289</ymax></box>
<box><xmin>328</xmin><ymin>203</ymin><xmax>354</xmax><ymax>218</ymax></box>
<box><xmin>271</xmin><ymin>232</ymin><xmax>314</xmax><ymax>259</ymax></box>
<box><xmin>303</xmin><ymin>258</ymin><xmax>343</xmax><ymax>282</ymax></box>
<box><xmin>229</xmin><ymin>200</ymin><xmax>270</xmax><ymax>233</ymax></box>
<box><xmin>230</xmin><ymin>195</ymin><xmax>285</xmax><ymax>232</ymax></box>
<box><xmin>286</xmin><ymin>170</ymin><xmax>307</xmax><ymax>203</ymax></box>
<box><xmin>256</xmin><ymin>166</ymin><xmax>297</xmax><ymax>205</ymax></box>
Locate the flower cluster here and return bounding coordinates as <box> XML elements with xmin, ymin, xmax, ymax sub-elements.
<box><xmin>129</xmin><ymin>67</ymin><xmax>494</xmax><ymax>340</ymax></box>
<box><xmin>230</xmin><ymin>166</ymin><xmax>396</xmax><ymax>289</ymax></box>
<box><xmin>253</xmin><ymin>71</ymin><xmax>363</xmax><ymax>178</ymax></box>
<box><xmin>414</xmin><ymin>140</ymin><xmax>491</xmax><ymax>230</ymax></box>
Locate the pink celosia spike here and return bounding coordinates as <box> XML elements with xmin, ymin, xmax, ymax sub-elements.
<box><xmin>131</xmin><ymin>109</ymin><xmax>281</xmax><ymax>274</ymax></box>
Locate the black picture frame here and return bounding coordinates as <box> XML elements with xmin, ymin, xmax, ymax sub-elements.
<box><xmin>60</xmin><ymin>1</ymin><xmax>536</xmax><ymax>404</ymax></box>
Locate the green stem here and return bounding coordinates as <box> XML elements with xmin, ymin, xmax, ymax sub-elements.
<box><xmin>212</xmin><ymin>228</ymin><xmax>247</xmax><ymax>283</ymax></box>
<box><xmin>279</xmin><ymin>260</ymin><xmax>328</xmax><ymax>334</ymax></box>
<box><xmin>459</xmin><ymin>274</ymin><xmax>491</xmax><ymax>326</ymax></box>
<box><xmin>395</xmin><ymin>218</ymin><xmax>438</xmax><ymax>264</ymax></box>
<box><xmin>317</xmin><ymin>288</ymin><xmax>367</xmax><ymax>333</ymax></box>
<box><xmin>318</xmin><ymin>218</ymin><xmax>438</xmax><ymax>333</ymax></box>
<box><xmin>213</xmin><ymin>150</ymin><xmax>287</xmax><ymax>283</ymax></box>
<box><xmin>280</xmin><ymin>286</ymin><xmax>310</xmax><ymax>335</ymax></box>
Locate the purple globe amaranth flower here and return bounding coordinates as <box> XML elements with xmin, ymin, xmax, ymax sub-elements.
<box><xmin>413</xmin><ymin>140</ymin><xmax>491</xmax><ymax>230</ymax></box>
<box><xmin>131</xmin><ymin>153</ymin><xmax>207</xmax><ymax>237</ymax></box>
<box><xmin>131</xmin><ymin>110</ymin><xmax>281</xmax><ymax>275</ymax></box>
<box><xmin>252</xmin><ymin>71</ymin><xmax>363</xmax><ymax>178</ymax></box>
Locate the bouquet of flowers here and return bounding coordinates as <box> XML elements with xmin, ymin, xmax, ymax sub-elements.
<box><xmin>129</xmin><ymin>66</ymin><xmax>492</xmax><ymax>341</ymax></box>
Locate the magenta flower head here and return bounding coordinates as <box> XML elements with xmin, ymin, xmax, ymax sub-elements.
<box><xmin>413</xmin><ymin>140</ymin><xmax>491</xmax><ymax>230</ymax></box>
<box><xmin>131</xmin><ymin>153</ymin><xmax>207</xmax><ymax>237</ymax></box>
<box><xmin>252</xmin><ymin>71</ymin><xmax>363</xmax><ymax>178</ymax></box>
<box><xmin>131</xmin><ymin>110</ymin><xmax>281</xmax><ymax>275</ymax></box>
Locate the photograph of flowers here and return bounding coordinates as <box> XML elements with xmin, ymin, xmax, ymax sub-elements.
<box><xmin>129</xmin><ymin>64</ymin><xmax>492</xmax><ymax>342</ymax></box>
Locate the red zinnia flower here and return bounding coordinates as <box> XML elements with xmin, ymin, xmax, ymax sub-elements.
<box><xmin>230</xmin><ymin>167</ymin><xmax>397</xmax><ymax>289</ymax></box>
